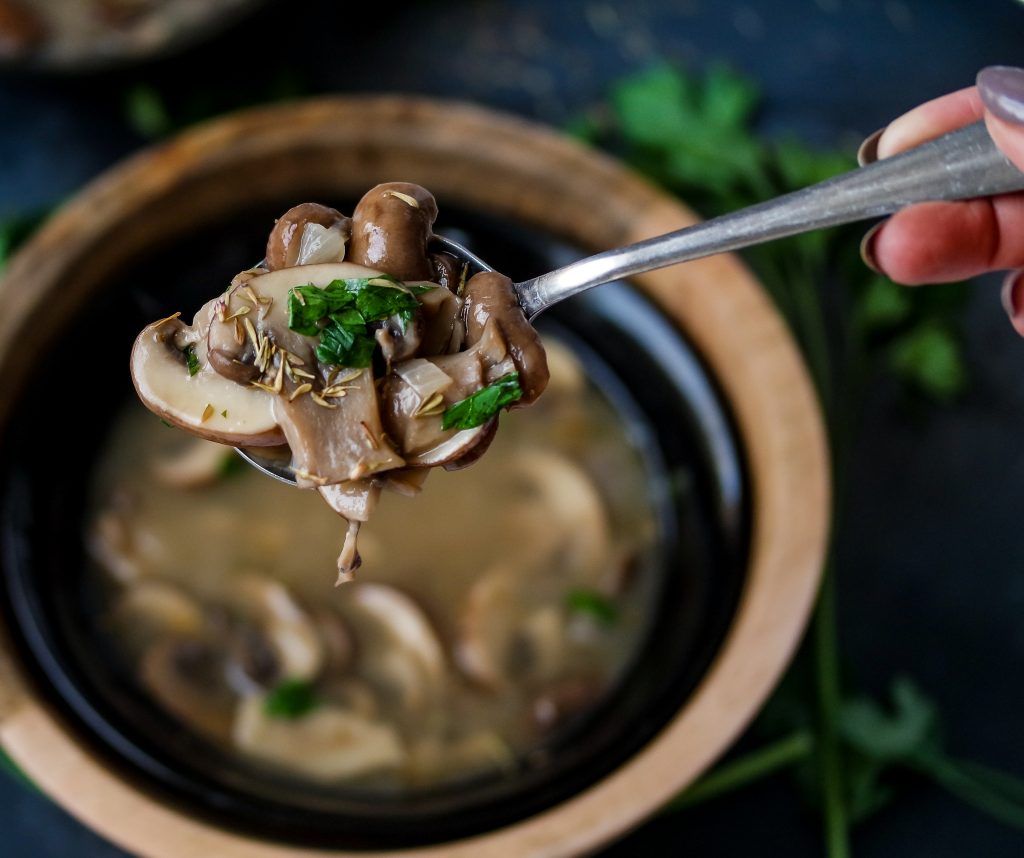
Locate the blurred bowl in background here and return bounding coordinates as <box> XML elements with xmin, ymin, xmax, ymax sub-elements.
<box><xmin>0</xmin><ymin>0</ymin><xmax>271</xmax><ymax>72</ymax></box>
<box><xmin>0</xmin><ymin>97</ymin><xmax>829</xmax><ymax>857</ymax></box>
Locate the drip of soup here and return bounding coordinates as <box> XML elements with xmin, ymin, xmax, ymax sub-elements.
<box><xmin>88</xmin><ymin>338</ymin><xmax>660</xmax><ymax>790</ymax></box>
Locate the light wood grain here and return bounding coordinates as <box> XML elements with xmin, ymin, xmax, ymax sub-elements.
<box><xmin>0</xmin><ymin>96</ymin><xmax>829</xmax><ymax>858</ymax></box>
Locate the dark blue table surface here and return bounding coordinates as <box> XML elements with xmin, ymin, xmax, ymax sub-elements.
<box><xmin>2</xmin><ymin>1</ymin><xmax>1023</xmax><ymax>856</ymax></box>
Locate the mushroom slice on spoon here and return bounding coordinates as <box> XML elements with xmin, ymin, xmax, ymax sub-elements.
<box><xmin>131</xmin><ymin>310</ymin><xmax>282</xmax><ymax>446</ymax></box>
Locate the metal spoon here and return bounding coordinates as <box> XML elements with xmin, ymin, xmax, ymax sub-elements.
<box><xmin>240</xmin><ymin>119</ymin><xmax>1024</xmax><ymax>483</ymax></box>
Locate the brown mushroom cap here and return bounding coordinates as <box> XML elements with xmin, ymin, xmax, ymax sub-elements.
<box><xmin>463</xmin><ymin>271</ymin><xmax>549</xmax><ymax>405</ymax></box>
<box><xmin>348</xmin><ymin>183</ymin><xmax>438</xmax><ymax>282</ymax></box>
<box><xmin>265</xmin><ymin>203</ymin><xmax>351</xmax><ymax>271</ymax></box>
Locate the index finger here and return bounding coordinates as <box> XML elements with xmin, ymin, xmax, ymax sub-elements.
<box><xmin>876</xmin><ymin>86</ymin><xmax>984</xmax><ymax>158</ymax></box>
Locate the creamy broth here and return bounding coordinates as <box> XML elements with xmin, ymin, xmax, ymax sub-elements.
<box><xmin>89</xmin><ymin>338</ymin><xmax>660</xmax><ymax>791</ymax></box>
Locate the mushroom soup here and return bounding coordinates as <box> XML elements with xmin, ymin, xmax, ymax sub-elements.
<box><xmin>130</xmin><ymin>185</ymin><xmax>549</xmax><ymax>582</ymax></box>
<box><xmin>89</xmin><ymin>338</ymin><xmax>661</xmax><ymax>790</ymax></box>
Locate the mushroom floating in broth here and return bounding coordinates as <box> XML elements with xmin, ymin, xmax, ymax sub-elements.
<box><xmin>131</xmin><ymin>183</ymin><xmax>549</xmax><ymax>583</ymax></box>
<box><xmin>92</xmin><ymin>338</ymin><xmax>661</xmax><ymax>791</ymax></box>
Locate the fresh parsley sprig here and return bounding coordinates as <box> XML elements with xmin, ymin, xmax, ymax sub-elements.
<box><xmin>183</xmin><ymin>344</ymin><xmax>199</xmax><ymax>377</ymax></box>
<box><xmin>574</xmin><ymin>63</ymin><xmax>1011</xmax><ymax>854</ymax></box>
<box><xmin>264</xmin><ymin>678</ymin><xmax>319</xmax><ymax>720</ymax></box>
<box><xmin>566</xmin><ymin>588</ymin><xmax>620</xmax><ymax>626</ymax></box>
<box><xmin>442</xmin><ymin>372</ymin><xmax>523</xmax><ymax>430</ymax></box>
<box><xmin>287</xmin><ymin>276</ymin><xmax>426</xmax><ymax>368</ymax></box>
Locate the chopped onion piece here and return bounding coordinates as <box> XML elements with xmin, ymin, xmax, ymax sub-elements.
<box><xmin>296</xmin><ymin>222</ymin><xmax>348</xmax><ymax>266</ymax></box>
<box><xmin>394</xmin><ymin>358</ymin><xmax>454</xmax><ymax>406</ymax></box>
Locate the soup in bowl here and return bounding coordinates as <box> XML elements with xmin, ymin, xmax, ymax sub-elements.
<box><xmin>0</xmin><ymin>97</ymin><xmax>828</xmax><ymax>857</ymax></box>
<box><xmin>90</xmin><ymin>334</ymin><xmax>662</xmax><ymax>792</ymax></box>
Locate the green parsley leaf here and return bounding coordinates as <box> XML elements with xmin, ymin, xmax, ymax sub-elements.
<box><xmin>183</xmin><ymin>344</ymin><xmax>199</xmax><ymax>377</ymax></box>
<box><xmin>566</xmin><ymin>589</ymin><xmax>620</xmax><ymax>626</ymax></box>
<box><xmin>441</xmin><ymin>372</ymin><xmax>522</xmax><ymax>430</ymax></box>
<box><xmin>856</xmin><ymin>276</ymin><xmax>913</xmax><ymax>333</ymax></box>
<box><xmin>124</xmin><ymin>83</ymin><xmax>173</xmax><ymax>140</ymax></box>
<box><xmin>316</xmin><ymin>320</ymin><xmax>376</xmax><ymax>368</ymax></box>
<box><xmin>264</xmin><ymin>679</ymin><xmax>319</xmax><ymax>720</ymax></box>
<box><xmin>887</xmin><ymin>322</ymin><xmax>966</xmax><ymax>403</ymax></box>
<box><xmin>839</xmin><ymin>677</ymin><xmax>939</xmax><ymax>762</ymax></box>
<box><xmin>287</xmin><ymin>277</ymin><xmax>422</xmax><ymax>368</ymax></box>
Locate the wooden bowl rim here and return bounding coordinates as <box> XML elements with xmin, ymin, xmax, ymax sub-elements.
<box><xmin>0</xmin><ymin>95</ymin><xmax>829</xmax><ymax>858</ymax></box>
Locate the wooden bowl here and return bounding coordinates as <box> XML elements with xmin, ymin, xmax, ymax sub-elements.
<box><xmin>0</xmin><ymin>97</ymin><xmax>829</xmax><ymax>857</ymax></box>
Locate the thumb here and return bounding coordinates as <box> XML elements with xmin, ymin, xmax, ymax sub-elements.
<box><xmin>977</xmin><ymin>66</ymin><xmax>1024</xmax><ymax>173</ymax></box>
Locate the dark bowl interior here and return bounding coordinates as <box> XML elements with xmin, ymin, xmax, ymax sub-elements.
<box><xmin>0</xmin><ymin>202</ymin><xmax>748</xmax><ymax>849</ymax></box>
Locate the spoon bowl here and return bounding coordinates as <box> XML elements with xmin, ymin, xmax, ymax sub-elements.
<box><xmin>238</xmin><ymin>120</ymin><xmax>1024</xmax><ymax>485</ymax></box>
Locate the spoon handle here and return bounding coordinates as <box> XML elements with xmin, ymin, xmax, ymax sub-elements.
<box><xmin>517</xmin><ymin>121</ymin><xmax>1024</xmax><ymax>318</ymax></box>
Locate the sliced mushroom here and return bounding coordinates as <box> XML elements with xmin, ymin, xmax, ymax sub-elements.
<box><xmin>318</xmin><ymin>479</ymin><xmax>380</xmax><ymax>522</ymax></box>
<box><xmin>133</xmin><ymin>262</ymin><xmax>406</xmax><ymax>484</ymax></box>
<box><xmin>224</xmin><ymin>622</ymin><xmax>280</xmax><ymax>695</ymax></box>
<box><xmin>463</xmin><ymin>271</ymin><xmax>549</xmax><ymax>405</ymax></box>
<box><xmin>379</xmin><ymin>467</ymin><xmax>430</xmax><ymax>497</ymax></box>
<box><xmin>131</xmin><ymin>309</ymin><xmax>283</xmax><ymax>446</ymax></box>
<box><xmin>311</xmin><ymin>607</ymin><xmax>356</xmax><ymax>675</ymax></box>
<box><xmin>232</xmin><ymin>695</ymin><xmax>403</xmax><ymax>781</ymax></box>
<box><xmin>443</xmin><ymin>418</ymin><xmax>498</xmax><ymax>472</ymax></box>
<box><xmin>223</xmin><ymin>576</ymin><xmax>323</xmax><ymax>681</ymax></box>
<box><xmin>151</xmin><ymin>437</ymin><xmax>236</xmax><ymax>489</ymax></box>
<box><xmin>381</xmin><ymin>350</ymin><xmax>493</xmax><ymax>468</ymax></box>
<box><xmin>455</xmin><ymin>570</ymin><xmax>568</xmax><ymax>689</ymax></box>
<box><xmin>140</xmin><ymin>638</ymin><xmax>236</xmax><ymax>742</ymax></box>
<box><xmin>343</xmin><ymin>583</ymin><xmax>446</xmax><ymax>711</ymax></box>
<box><xmin>335</xmin><ymin>520</ymin><xmax>363</xmax><ymax>585</ymax></box>
<box><xmin>415</xmin><ymin>280</ymin><xmax>461</xmax><ymax>355</ymax></box>
<box><xmin>111</xmin><ymin>580</ymin><xmax>206</xmax><ymax>658</ymax></box>
<box><xmin>502</xmin><ymin>448</ymin><xmax>612</xmax><ymax>575</ymax></box>
<box><xmin>89</xmin><ymin>503</ymin><xmax>141</xmax><ymax>584</ymax></box>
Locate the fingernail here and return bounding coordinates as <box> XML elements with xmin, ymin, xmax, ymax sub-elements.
<box><xmin>977</xmin><ymin>66</ymin><xmax>1024</xmax><ymax>126</ymax></box>
<box><xmin>857</xmin><ymin>128</ymin><xmax>884</xmax><ymax>166</ymax></box>
<box><xmin>860</xmin><ymin>221</ymin><xmax>885</xmax><ymax>274</ymax></box>
<box><xmin>1001</xmin><ymin>268</ymin><xmax>1023</xmax><ymax>319</ymax></box>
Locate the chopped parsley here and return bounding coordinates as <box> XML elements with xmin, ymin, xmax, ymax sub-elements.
<box><xmin>287</xmin><ymin>276</ymin><xmax>429</xmax><ymax>368</ymax></box>
<box><xmin>264</xmin><ymin>678</ymin><xmax>319</xmax><ymax>720</ymax></box>
<box><xmin>441</xmin><ymin>372</ymin><xmax>523</xmax><ymax>430</ymax></box>
<box><xmin>565</xmin><ymin>589</ymin><xmax>620</xmax><ymax>626</ymax></box>
<box><xmin>183</xmin><ymin>344</ymin><xmax>199</xmax><ymax>377</ymax></box>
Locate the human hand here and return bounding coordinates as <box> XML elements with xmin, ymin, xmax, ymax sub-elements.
<box><xmin>858</xmin><ymin>66</ymin><xmax>1024</xmax><ymax>335</ymax></box>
